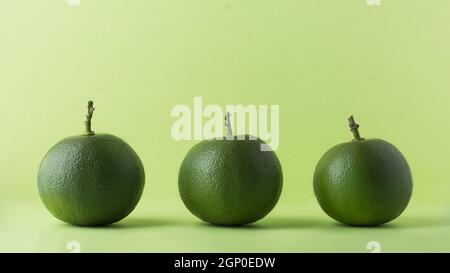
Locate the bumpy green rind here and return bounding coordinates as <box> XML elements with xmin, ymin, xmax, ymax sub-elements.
<box><xmin>178</xmin><ymin>136</ymin><xmax>283</xmax><ymax>226</ymax></box>
<box><xmin>314</xmin><ymin>139</ymin><xmax>413</xmax><ymax>226</ymax></box>
<box><xmin>37</xmin><ymin>134</ymin><xmax>145</xmax><ymax>226</ymax></box>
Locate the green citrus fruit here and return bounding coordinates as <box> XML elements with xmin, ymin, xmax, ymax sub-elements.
<box><xmin>178</xmin><ymin>135</ymin><xmax>283</xmax><ymax>226</ymax></box>
<box><xmin>37</xmin><ymin>102</ymin><xmax>145</xmax><ymax>226</ymax></box>
<box><xmin>313</xmin><ymin>116</ymin><xmax>413</xmax><ymax>226</ymax></box>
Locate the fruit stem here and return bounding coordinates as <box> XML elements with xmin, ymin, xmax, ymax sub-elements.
<box><xmin>225</xmin><ymin>112</ymin><xmax>233</xmax><ymax>139</ymax></box>
<box><xmin>348</xmin><ymin>115</ymin><xmax>363</xmax><ymax>141</ymax></box>
<box><xmin>84</xmin><ymin>101</ymin><xmax>95</xmax><ymax>136</ymax></box>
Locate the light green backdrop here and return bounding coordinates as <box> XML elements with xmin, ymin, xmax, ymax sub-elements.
<box><xmin>1</xmin><ymin>0</ymin><xmax>449</xmax><ymax>252</ymax></box>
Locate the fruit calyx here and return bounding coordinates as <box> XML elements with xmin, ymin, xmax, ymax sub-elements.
<box><xmin>348</xmin><ymin>115</ymin><xmax>364</xmax><ymax>141</ymax></box>
<box><xmin>84</xmin><ymin>101</ymin><xmax>95</xmax><ymax>136</ymax></box>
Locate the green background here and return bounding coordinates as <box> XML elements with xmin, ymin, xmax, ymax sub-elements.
<box><xmin>1</xmin><ymin>0</ymin><xmax>450</xmax><ymax>252</ymax></box>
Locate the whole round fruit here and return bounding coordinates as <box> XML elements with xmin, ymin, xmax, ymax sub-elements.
<box><xmin>313</xmin><ymin>116</ymin><xmax>413</xmax><ymax>226</ymax></box>
<box><xmin>179</xmin><ymin>131</ymin><xmax>283</xmax><ymax>226</ymax></box>
<box><xmin>38</xmin><ymin>101</ymin><xmax>145</xmax><ymax>226</ymax></box>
